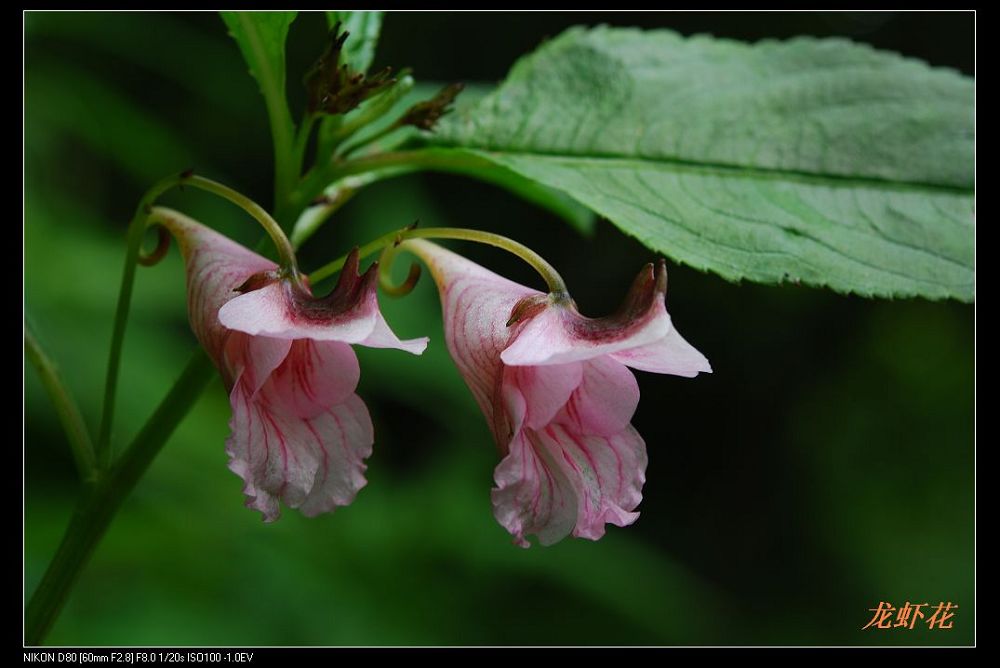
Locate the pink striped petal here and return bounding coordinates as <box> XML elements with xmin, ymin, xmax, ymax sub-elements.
<box><xmin>505</xmin><ymin>363</ymin><xmax>583</xmax><ymax>430</ymax></box>
<box><xmin>547</xmin><ymin>423</ymin><xmax>646</xmax><ymax>541</ymax></box>
<box><xmin>359</xmin><ymin>311</ymin><xmax>429</xmax><ymax>354</ymax></box>
<box><xmin>561</xmin><ymin>357</ymin><xmax>640</xmax><ymax>437</ymax></box>
<box><xmin>500</xmin><ymin>304</ymin><xmax>667</xmax><ymax>366</ymax></box>
<box><xmin>491</xmin><ymin>420</ymin><xmax>646</xmax><ymax>546</ymax></box>
<box><xmin>155</xmin><ymin>210</ymin><xmax>277</xmax><ymax>370</ymax></box>
<box><xmin>223</xmin><ymin>333</ymin><xmax>293</xmax><ymax>395</ymax></box>
<box><xmin>227</xmin><ymin>382</ymin><xmax>373</xmax><ymax>522</ymax></box>
<box><xmin>218</xmin><ymin>249</ymin><xmax>425</xmax><ymax>354</ymax></box>
<box><xmin>297</xmin><ymin>397</ymin><xmax>374</xmax><ymax>517</ymax></box>
<box><xmin>406</xmin><ymin>239</ymin><xmax>538</xmax><ymax>442</ymax></box>
<box><xmin>491</xmin><ymin>394</ymin><xmax>577</xmax><ymax>548</ymax></box>
<box><xmin>610</xmin><ymin>326</ymin><xmax>713</xmax><ymax>377</ymax></box>
<box><xmin>408</xmin><ymin>240</ymin><xmax>699</xmax><ymax>547</ymax></box>
<box><xmin>218</xmin><ymin>279</ymin><xmax>377</xmax><ymax>342</ymax></box>
<box><xmin>502</xmin><ymin>261</ymin><xmax>674</xmax><ymax>367</ymax></box>
<box><xmin>263</xmin><ymin>340</ymin><xmax>360</xmax><ymax>419</ymax></box>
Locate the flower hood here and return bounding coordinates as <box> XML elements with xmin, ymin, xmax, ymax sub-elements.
<box><xmin>406</xmin><ymin>239</ymin><xmax>709</xmax><ymax>546</ymax></box>
<box><xmin>157</xmin><ymin>209</ymin><xmax>427</xmax><ymax>520</ymax></box>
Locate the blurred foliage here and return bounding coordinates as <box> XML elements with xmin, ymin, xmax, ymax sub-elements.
<box><xmin>24</xmin><ymin>12</ymin><xmax>973</xmax><ymax>645</ymax></box>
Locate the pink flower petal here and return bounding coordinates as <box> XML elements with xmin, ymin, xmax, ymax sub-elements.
<box><xmin>543</xmin><ymin>424</ymin><xmax>646</xmax><ymax>541</ymax></box>
<box><xmin>501</xmin><ymin>262</ymin><xmax>677</xmax><ymax>367</ymax></box>
<box><xmin>491</xmin><ymin>413</ymin><xmax>577</xmax><ymax>548</ymax></box>
<box><xmin>493</xmin><ymin>362</ymin><xmax>647</xmax><ymax>547</ymax></box>
<box><xmin>409</xmin><ymin>240</ymin><xmax>697</xmax><ymax>547</ymax></box>
<box><xmin>406</xmin><ymin>239</ymin><xmax>538</xmax><ymax>442</ymax></box>
<box><xmin>218</xmin><ymin>279</ymin><xmax>378</xmax><ymax>343</ymax></box>
<box><xmin>561</xmin><ymin>357</ymin><xmax>640</xmax><ymax>437</ymax></box>
<box><xmin>505</xmin><ymin>363</ymin><xmax>583</xmax><ymax>430</ymax></box>
<box><xmin>491</xmin><ymin>419</ymin><xmax>646</xmax><ymax>546</ymax></box>
<box><xmin>501</xmin><ymin>303</ymin><xmax>669</xmax><ymax>366</ymax></box>
<box><xmin>264</xmin><ymin>340</ymin><xmax>360</xmax><ymax>419</ymax></box>
<box><xmin>297</xmin><ymin>396</ymin><xmax>374</xmax><ymax>518</ymax></box>
<box><xmin>227</xmin><ymin>382</ymin><xmax>373</xmax><ymax>522</ymax></box>
<box><xmin>223</xmin><ymin>332</ymin><xmax>293</xmax><ymax>395</ymax></box>
<box><xmin>218</xmin><ymin>249</ymin><xmax>426</xmax><ymax>354</ymax></box>
<box><xmin>157</xmin><ymin>215</ymin><xmax>423</xmax><ymax>521</ymax></box>
<box><xmin>156</xmin><ymin>210</ymin><xmax>277</xmax><ymax>366</ymax></box>
<box><xmin>359</xmin><ymin>311</ymin><xmax>429</xmax><ymax>354</ymax></box>
<box><xmin>610</xmin><ymin>326</ymin><xmax>713</xmax><ymax>377</ymax></box>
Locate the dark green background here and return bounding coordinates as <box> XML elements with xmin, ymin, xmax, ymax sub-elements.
<box><xmin>24</xmin><ymin>12</ymin><xmax>974</xmax><ymax>645</ymax></box>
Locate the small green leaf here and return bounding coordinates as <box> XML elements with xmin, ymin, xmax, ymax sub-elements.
<box><xmin>433</xmin><ymin>27</ymin><xmax>974</xmax><ymax>301</ymax></box>
<box><xmin>220</xmin><ymin>11</ymin><xmax>298</xmax><ymax>198</ymax></box>
<box><xmin>325</xmin><ymin>11</ymin><xmax>384</xmax><ymax>74</ymax></box>
<box><xmin>220</xmin><ymin>11</ymin><xmax>296</xmax><ymax>116</ymax></box>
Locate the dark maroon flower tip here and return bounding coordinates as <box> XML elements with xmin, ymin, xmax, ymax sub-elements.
<box><xmin>281</xmin><ymin>247</ymin><xmax>380</xmax><ymax>325</ymax></box>
<box><xmin>614</xmin><ymin>259</ymin><xmax>667</xmax><ymax>321</ymax></box>
<box><xmin>234</xmin><ymin>270</ymin><xmax>283</xmax><ymax>294</ymax></box>
<box><xmin>507</xmin><ymin>294</ymin><xmax>550</xmax><ymax>327</ymax></box>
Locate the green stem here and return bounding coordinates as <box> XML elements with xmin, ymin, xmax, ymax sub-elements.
<box><xmin>25</xmin><ymin>322</ymin><xmax>98</xmax><ymax>484</ymax></box>
<box><xmin>309</xmin><ymin>226</ymin><xmax>567</xmax><ymax>294</ymax></box>
<box><xmin>96</xmin><ymin>175</ymin><xmax>296</xmax><ymax>469</ymax></box>
<box><xmin>290</xmin><ymin>171</ymin><xmax>409</xmax><ymax>250</ymax></box>
<box><xmin>336</xmin><ymin>121</ymin><xmax>403</xmax><ymax>160</ymax></box>
<box><xmin>377</xmin><ymin>242</ymin><xmax>421</xmax><ymax>297</ymax></box>
<box><xmin>96</xmin><ymin>173</ymin><xmax>192</xmax><ymax>468</ymax></box>
<box><xmin>291</xmin><ymin>147</ymin><xmax>594</xmax><ymax>248</ymax></box>
<box><xmin>292</xmin><ymin>148</ymin><xmax>497</xmax><ymax>215</ymax></box>
<box><xmin>291</xmin><ymin>113</ymin><xmax>318</xmax><ymax>178</ymax></box>
<box><xmin>228</xmin><ymin>11</ymin><xmax>297</xmax><ymax>208</ymax></box>
<box><xmin>32</xmin><ymin>221</ymin><xmax>278</xmax><ymax>644</ymax></box>
<box><xmin>26</xmin><ymin>349</ymin><xmax>215</xmax><ymax>645</ymax></box>
<box><xmin>182</xmin><ymin>176</ymin><xmax>297</xmax><ymax>269</ymax></box>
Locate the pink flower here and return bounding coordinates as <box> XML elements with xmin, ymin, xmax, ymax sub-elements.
<box><xmin>157</xmin><ymin>211</ymin><xmax>427</xmax><ymax>520</ymax></box>
<box><xmin>407</xmin><ymin>239</ymin><xmax>710</xmax><ymax>547</ymax></box>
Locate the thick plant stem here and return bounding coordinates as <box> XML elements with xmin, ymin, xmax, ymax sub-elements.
<box><xmin>25</xmin><ymin>350</ymin><xmax>214</xmax><ymax>645</ymax></box>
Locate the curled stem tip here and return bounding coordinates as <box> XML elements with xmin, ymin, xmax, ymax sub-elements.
<box><xmin>378</xmin><ymin>243</ymin><xmax>422</xmax><ymax>297</ymax></box>
<box><xmin>137</xmin><ymin>225</ymin><xmax>171</xmax><ymax>267</ymax></box>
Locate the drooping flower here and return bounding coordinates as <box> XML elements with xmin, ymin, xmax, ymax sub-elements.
<box><xmin>155</xmin><ymin>209</ymin><xmax>427</xmax><ymax>520</ymax></box>
<box><xmin>405</xmin><ymin>239</ymin><xmax>710</xmax><ymax>547</ymax></box>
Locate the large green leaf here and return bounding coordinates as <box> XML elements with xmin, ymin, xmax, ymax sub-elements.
<box><xmin>325</xmin><ymin>10</ymin><xmax>384</xmax><ymax>74</ymax></box>
<box><xmin>433</xmin><ymin>27</ymin><xmax>975</xmax><ymax>301</ymax></box>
